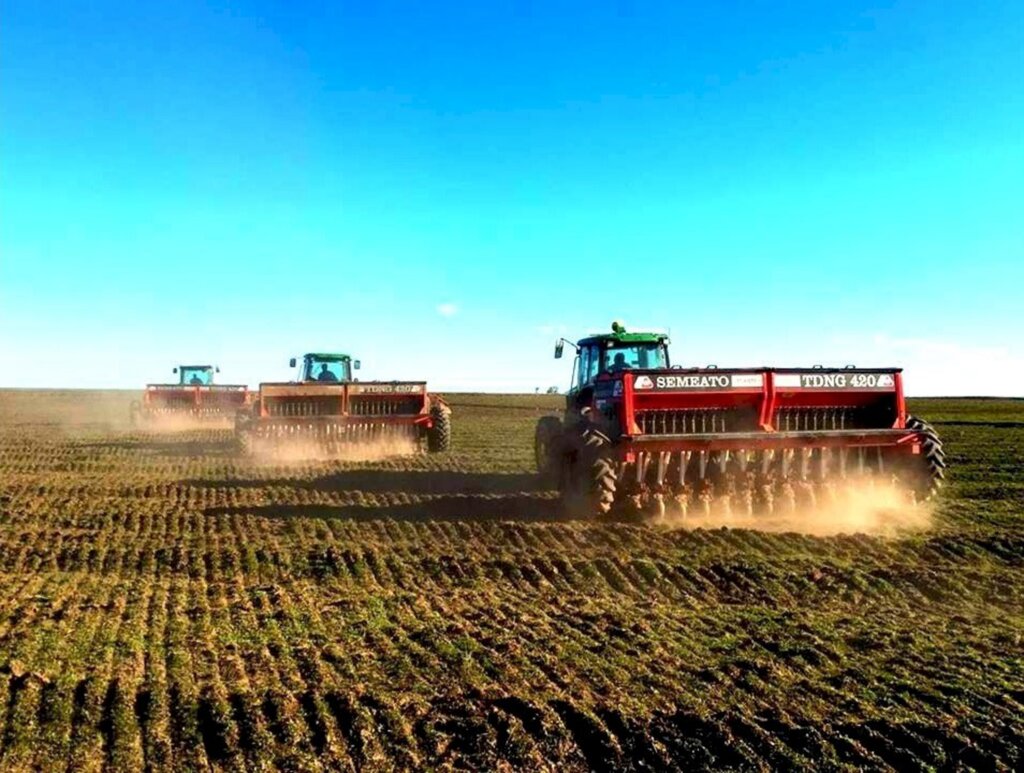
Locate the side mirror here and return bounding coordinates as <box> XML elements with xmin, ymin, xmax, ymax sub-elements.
<box><xmin>353</xmin><ymin>360</ymin><xmax>361</xmax><ymax>370</ymax></box>
<box><xmin>289</xmin><ymin>358</ymin><xmax>296</xmax><ymax>368</ymax></box>
<box><xmin>554</xmin><ymin>341</ymin><xmax>564</xmax><ymax>359</ymax></box>
<box><xmin>215</xmin><ymin>366</ymin><xmax>220</xmax><ymax>373</ymax></box>
<box><xmin>173</xmin><ymin>367</ymin><xmax>178</xmax><ymax>374</ymax></box>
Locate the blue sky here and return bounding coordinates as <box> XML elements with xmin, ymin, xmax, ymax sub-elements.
<box><xmin>2</xmin><ymin>1</ymin><xmax>1022</xmax><ymax>393</ymax></box>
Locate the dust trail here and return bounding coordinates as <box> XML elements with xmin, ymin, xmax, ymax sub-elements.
<box><xmin>0</xmin><ymin>390</ymin><xmax>137</xmax><ymax>437</ymax></box>
<box><xmin>662</xmin><ymin>475</ymin><xmax>934</xmax><ymax>537</ymax></box>
<box><xmin>135</xmin><ymin>414</ymin><xmax>236</xmax><ymax>432</ymax></box>
<box><xmin>250</xmin><ymin>436</ymin><xmax>420</xmax><ymax>464</ymax></box>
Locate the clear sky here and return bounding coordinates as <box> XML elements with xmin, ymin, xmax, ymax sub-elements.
<box><xmin>2</xmin><ymin>1</ymin><xmax>1022</xmax><ymax>394</ymax></box>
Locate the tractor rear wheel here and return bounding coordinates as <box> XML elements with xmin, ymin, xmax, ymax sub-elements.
<box><xmin>534</xmin><ymin>416</ymin><xmax>563</xmax><ymax>486</ymax></box>
<box><xmin>561</xmin><ymin>427</ymin><xmax>617</xmax><ymax>518</ymax></box>
<box><xmin>237</xmin><ymin>431</ymin><xmax>254</xmax><ymax>456</ymax></box>
<box><xmin>905</xmin><ymin>415</ymin><xmax>946</xmax><ymax>501</ymax></box>
<box><xmin>235</xmin><ymin>410</ymin><xmax>255</xmax><ymax>456</ymax></box>
<box><xmin>427</xmin><ymin>404</ymin><xmax>452</xmax><ymax>452</ymax></box>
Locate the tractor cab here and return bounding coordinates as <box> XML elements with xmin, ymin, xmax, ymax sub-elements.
<box><xmin>289</xmin><ymin>352</ymin><xmax>361</xmax><ymax>384</ymax></box>
<box><xmin>555</xmin><ymin>322</ymin><xmax>669</xmax><ymax>405</ymax></box>
<box><xmin>174</xmin><ymin>365</ymin><xmax>218</xmax><ymax>386</ymax></box>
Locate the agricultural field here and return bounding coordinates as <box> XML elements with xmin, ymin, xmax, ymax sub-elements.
<box><xmin>0</xmin><ymin>389</ymin><xmax>1021</xmax><ymax>771</ymax></box>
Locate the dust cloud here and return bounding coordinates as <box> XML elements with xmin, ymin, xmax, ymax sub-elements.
<box><xmin>661</xmin><ymin>475</ymin><xmax>934</xmax><ymax>537</ymax></box>
<box><xmin>136</xmin><ymin>414</ymin><xmax>235</xmax><ymax>432</ymax></box>
<box><xmin>0</xmin><ymin>390</ymin><xmax>135</xmax><ymax>437</ymax></box>
<box><xmin>249</xmin><ymin>436</ymin><xmax>420</xmax><ymax>464</ymax></box>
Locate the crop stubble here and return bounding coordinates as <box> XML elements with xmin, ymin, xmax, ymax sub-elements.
<box><xmin>0</xmin><ymin>390</ymin><xmax>1022</xmax><ymax>770</ymax></box>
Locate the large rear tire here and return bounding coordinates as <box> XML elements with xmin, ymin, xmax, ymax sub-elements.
<box><xmin>535</xmin><ymin>416</ymin><xmax>563</xmax><ymax>487</ymax></box>
<box><xmin>236</xmin><ymin>430</ymin><xmax>254</xmax><ymax>456</ymax></box>
<box><xmin>427</xmin><ymin>404</ymin><xmax>452</xmax><ymax>453</ymax></box>
<box><xmin>905</xmin><ymin>415</ymin><xmax>945</xmax><ymax>501</ymax></box>
<box><xmin>561</xmin><ymin>427</ymin><xmax>617</xmax><ymax>518</ymax></box>
<box><xmin>235</xmin><ymin>410</ymin><xmax>255</xmax><ymax>456</ymax></box>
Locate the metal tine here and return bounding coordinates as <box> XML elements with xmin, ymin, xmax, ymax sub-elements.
<box><xmin>800</xmin><ymin>448</ymin><xmax>810</xmax><ymax>479</ymax></box>
<box><xmin>679</xmin><ymin>451</ymin><xmax>690</xmax><ymax>486</ymax></box>
<box><xmin>698</xmin><ymin>450</ymin><xmax>708</xmax><ymax>480</ymax></box>
<box><xmin>736</xmin><ymin>450</ymin><xmax>748</xmax><ymax>473</ymax></box>
<box><xmin>657</xmin><ymin>452</ymin><xmax>669</xmax><ymax>486</ymax></box>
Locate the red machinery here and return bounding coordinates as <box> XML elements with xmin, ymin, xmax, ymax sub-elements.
<box><xmin>536</xmin><ymin>324</ymin><xmax>945</xmax><ymax>518</ymax></box>
<box><xmin>235</xmin><ymin>353</ymin><xmax>451</xmax><ymax>455</ymax></box>
<box><xmin>131</xmin><ymin>365</ymin><xmax>250</xmax><ymax>427</ymax></box>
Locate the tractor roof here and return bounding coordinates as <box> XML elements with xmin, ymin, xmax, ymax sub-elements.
<box><xmin>577</xmin><ymin>322</ymin><xmax>669</xmax><ymax>347</ymax></box>
<box><xmin>179</xmin><ymin>364</ymin><xmax>214</xmax><ymax>370</ymax></box>
<box><xmin>304</xmin><ymin>352</ymin><xmax>351</xmax><ymax>361</ymax></box>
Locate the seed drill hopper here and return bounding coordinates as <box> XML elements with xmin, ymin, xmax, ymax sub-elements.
<box><xmin>235</xmin><ymin>353</ymin><xmax>451</xmax><ymax>455</ymax></box>
<box><xmin>536</xmin><ymin>323</ymin><xmax>945</xmax><ymax>519</ymax></box>
<box><xmin>131</xmin><ymin>366</ymin><xmax>250</xmax><ymax>427</ymax></box>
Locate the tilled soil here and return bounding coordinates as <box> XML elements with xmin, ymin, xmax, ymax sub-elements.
<box><xmin>0</xmin><ymin>390</ymin><xmax>1021</xmax><ymax>770</ymax></box>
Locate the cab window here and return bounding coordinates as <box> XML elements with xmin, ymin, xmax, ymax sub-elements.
<box><xmin>576</xmin><ymin>347</ymin><xmax>591</xmax><ymax>390</ymax></box>
<box><xmin>305</xmin><ymin>358</ymin><xmax>350</xmax><ymax>382</ymax></box>
<box><xmin>577</xmin><ymin>345</ymin><xmax>602</xmax><ymax>388</ymax></box>
<box><xmin>180</xmin><ymin>367</ymin><xmax>212</xmax><ymax>385</ymax></box>
<box><xmin>601</xmin><ymin>344</ymin><xmax>668</xmax><ymax>372</ymax></box>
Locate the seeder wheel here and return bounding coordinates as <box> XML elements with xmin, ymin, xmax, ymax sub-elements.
<box><xmin>904</xmin><ymin>415</ymin><xmax>946</xmax><ymax>502</ymax></box>
<box><xmin>427</xmin><ymin>404</ymin><xmax>452</xmax><ymax>452</ymax></box>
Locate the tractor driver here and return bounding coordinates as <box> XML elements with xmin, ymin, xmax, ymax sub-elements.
<box><xmin>316</xmin><ymin>363</ymin><xmax>339</xmax><ymax>382</ymax></box>
<box><xmin>609</xmin><ymin>352</ymin><xmax>628</xmax><ymax>372</ymax></box>
<box><xmin>189</xmin><ymin>374</ymin><xmax>203</xmax><ymax>385</ymax></box>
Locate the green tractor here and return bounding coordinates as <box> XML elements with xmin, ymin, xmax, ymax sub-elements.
<box><xmin>535</xmin><ymin>322</ymin><xmax>670</xmax><ymax>493</ymax></box>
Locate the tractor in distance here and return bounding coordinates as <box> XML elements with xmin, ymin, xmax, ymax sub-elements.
<box><xmin>131</xmin><ymin>365</ymin><xmax>250</xmax><ymax>427</ymax></box>
<box><xmin>235</xmin><ymin>352</ymin><xmax>451</xmax><ymax>456</ymax></box>
<box><xmin>535</xmin><ymin>322</ymin><xmax>945</xmax><ymax>519</ymax></box>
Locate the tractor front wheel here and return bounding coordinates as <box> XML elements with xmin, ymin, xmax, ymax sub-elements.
<box><xmin>561</xmin><ymin>427</ymin><xmax>617</xmax><ymax>518</ymax></box>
